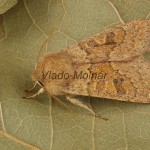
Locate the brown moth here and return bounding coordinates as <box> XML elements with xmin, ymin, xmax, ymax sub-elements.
<box><xmin>24</xmin><ymin>19</ymin><xmax>150</xmax><ymax>120</ymax></box>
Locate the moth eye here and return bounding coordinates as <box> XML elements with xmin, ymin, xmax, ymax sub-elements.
<box><xmin>38</xmin><ymin>81</ymin><xmax>44</xmax><ymax>87</ymax></box>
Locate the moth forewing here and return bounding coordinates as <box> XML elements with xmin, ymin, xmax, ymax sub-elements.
<box><xmin>62</xmin><ymin>19</ymin><xmax>150</xmax><ymax>103</ymax></box>
<box><xmin>24</xmin><ymin>19</ymin><xmax>150</xmax><ymax>119</ymax></box>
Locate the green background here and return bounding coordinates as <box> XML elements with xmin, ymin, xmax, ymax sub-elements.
<box><xmin>0</xmin><ymin>0</ymin><xmax>150</xmax><ymax>150</ymax></box>
<box><xmin>0</xmin><ymin>0</ymin><xmax>18</xmax><ymax>14</ymax></box>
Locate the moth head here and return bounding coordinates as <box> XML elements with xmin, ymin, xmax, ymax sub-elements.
<box><xmin>31</xmin><ymin>52</ymin><xmax>73</xmax><ymax>95</ymax></box>
<box><xmin>35</xmin><ymin>52</ymin><xmax>62</xmax><ymax>79</ymax></box>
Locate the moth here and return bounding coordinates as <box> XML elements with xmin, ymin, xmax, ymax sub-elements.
<box><xmin>23</xmin><ymin>19</ymin><xmax>150</xmax><ymax>120</ymax></box>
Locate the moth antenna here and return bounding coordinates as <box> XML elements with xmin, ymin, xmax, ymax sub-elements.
<box><xmin>36</xmin><ymin>34</ymin><xmax>52</xmax><ymax>67</ymax></box>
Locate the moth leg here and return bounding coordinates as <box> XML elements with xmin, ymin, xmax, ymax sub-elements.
<box><xmin>24</xmin><ymin>82</ymin><xmax>37</xmax><ymax>92</ymax></box>
<box><xmin>23</xmin><ymin>88</ymin><xmax>44</xmax><ymax>99</ymax></box>
<box><xmin>66</xmin><ymin>95</ymin><xmax>108</xmax><ymax>121</ymax></box>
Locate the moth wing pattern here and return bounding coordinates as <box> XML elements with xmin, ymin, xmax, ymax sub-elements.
<box><xmin>62</xmin><ymin>19</ymin><xmax>150</xmax><ymax>103</ymax></box>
